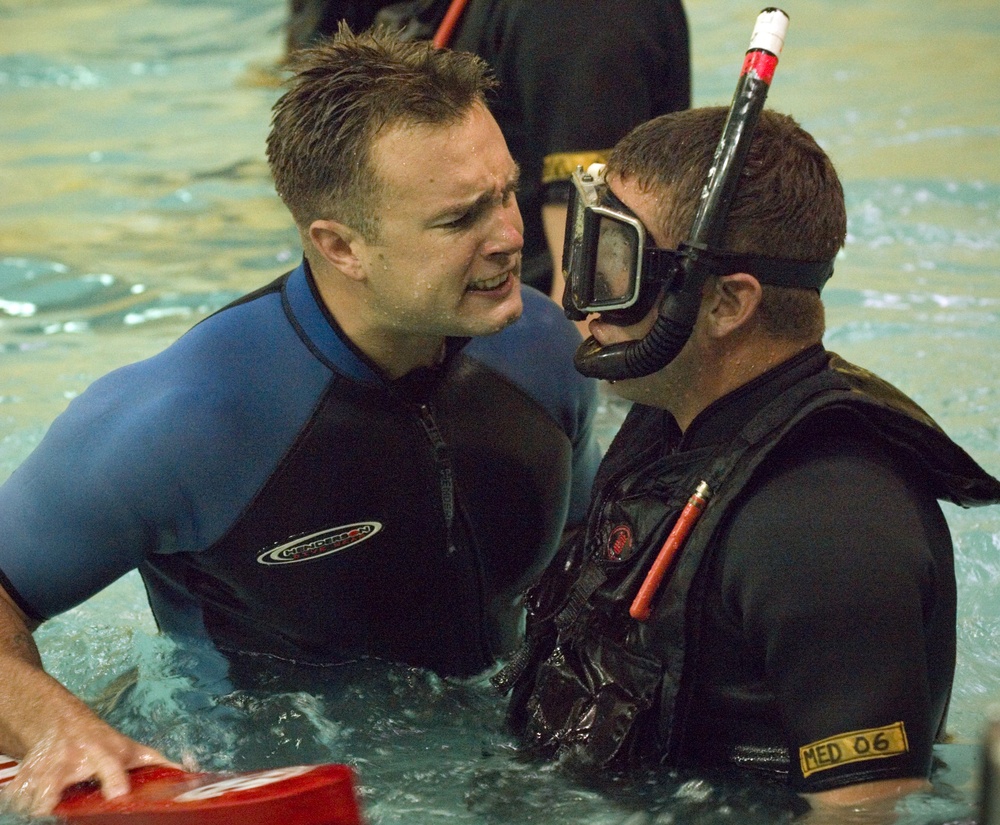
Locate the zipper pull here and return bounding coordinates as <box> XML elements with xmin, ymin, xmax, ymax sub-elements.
<box><xmin>416</xmin><ymin>403</ymin><xmax>457</xmax><ymax>554</ymax></box>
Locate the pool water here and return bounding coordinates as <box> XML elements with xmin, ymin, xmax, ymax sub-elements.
<box><xmin>2</xmin><ymin>1</ymin><xmax>999</xmax><ymax>823</ymax></box>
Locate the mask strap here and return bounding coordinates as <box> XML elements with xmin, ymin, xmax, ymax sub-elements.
<box><xmin>685</xmin><ymin>246</ymin><xmax>835</xmax><ymax>291</ymax></box>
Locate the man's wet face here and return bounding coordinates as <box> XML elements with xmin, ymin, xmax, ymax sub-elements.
<box><xmin>353</xmin><ymin>103</ymin><xmax>525</xmax><ymax>347</ymax></box>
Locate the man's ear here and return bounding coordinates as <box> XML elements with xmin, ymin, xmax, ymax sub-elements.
<box><xmin>309</xmin><ymin>219</ymin><xmax>367</xmax><ymax>281</ymax></box>
<box><xmin>705</xmin><ymin>273</ymin><xmax>762</xmax><ymax>338</ymax></box>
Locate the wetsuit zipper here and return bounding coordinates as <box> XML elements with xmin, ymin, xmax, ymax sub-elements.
<box><xmin>415</xmin><ymin>402</ymin><xmax>457</xmax><ymax>555</ymax></box>
<box><xmin>414</xmin><ymin>400</ymin><xmax>492</xmax><ymax>669</ymax></box>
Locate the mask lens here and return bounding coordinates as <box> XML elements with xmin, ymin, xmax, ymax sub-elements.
<box><xmin>593</xmin><ymin>215</ymin><xmax>639</xmax><ymax>305</ymax></box>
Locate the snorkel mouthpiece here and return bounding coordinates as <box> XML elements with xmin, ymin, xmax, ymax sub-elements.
<box><xmin>574</xmin><ymin>7</ymin><xmax>790</xmax><ymax>382</ymax></box>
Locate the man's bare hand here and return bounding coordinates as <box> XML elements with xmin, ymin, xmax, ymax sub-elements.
<box><xmin>0</xmin><ymin>584</ymin><xmax>181</xmax><ymax>815</ymax></box>
<box><xmin>1</xmin><ymin>729</ymin><xmax>177</xmax><ymax>816</ymax></box>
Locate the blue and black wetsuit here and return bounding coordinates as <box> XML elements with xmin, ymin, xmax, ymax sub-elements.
<box><xmin>0</xmin><ymin>260</ymin><xmax>601</xmax><ymax>679</ymax></box>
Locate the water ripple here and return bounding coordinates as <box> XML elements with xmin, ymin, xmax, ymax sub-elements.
<box><xmin>0</xmin><ymin>54</ymin><xmax>103</xmax><ymax>89</ymax></box>
<box><xmin>0</xmin><ymin>256</ymin><xmax>239</xmax><ymax>332</ymax></box>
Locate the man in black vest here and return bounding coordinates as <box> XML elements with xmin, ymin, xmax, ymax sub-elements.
<box><xmin>502</xmin><ymin>106</ymin><xmax>1000</xmax><ymax>815</ymax></box>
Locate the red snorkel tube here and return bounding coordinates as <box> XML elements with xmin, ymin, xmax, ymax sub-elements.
<box><xmin>574</xmin><ymin>8</ymin><xmax>790</xmax><ymax>381</ymax></box>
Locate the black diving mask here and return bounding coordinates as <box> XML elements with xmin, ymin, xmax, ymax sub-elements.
<box><xmin>561</xmin><ymin>163</ymin><xmax>837</xmax><ymax>328</ymax></box>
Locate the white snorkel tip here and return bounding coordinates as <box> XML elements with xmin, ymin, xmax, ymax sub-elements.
<box><xmin>749</xmin><ymin>8</ymin><xmax>789</xmax><ymax>57</ymax></box>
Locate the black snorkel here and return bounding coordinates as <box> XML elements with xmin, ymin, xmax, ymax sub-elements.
<box><xmin>573</xmin><ymin>8</ymin><xmax>790</xmax><ymax>381</ymax></box>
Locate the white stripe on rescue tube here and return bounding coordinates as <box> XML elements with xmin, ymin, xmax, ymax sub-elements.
<box><xmin>0</xmin><ymin>755</ymin><xmax>18</xmax><ymax>784</ymax></box>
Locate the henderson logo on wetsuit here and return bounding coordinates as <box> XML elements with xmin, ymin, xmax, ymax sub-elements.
<box><xmin>257</xmin><ymin>523</ymin><xmax>384</xmax><ymax>565</ymax></box>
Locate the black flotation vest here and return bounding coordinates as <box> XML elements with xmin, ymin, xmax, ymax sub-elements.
<box><xmin>497</xmin><ymin>352</ymin><xmax>1000</xmax><ymax>771</ymax></box>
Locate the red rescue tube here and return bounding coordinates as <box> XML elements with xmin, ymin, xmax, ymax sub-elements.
<box><xmin>1</xmin><ymin>759</ymin><xmax>363</xmax><ymax>825</ymax></box>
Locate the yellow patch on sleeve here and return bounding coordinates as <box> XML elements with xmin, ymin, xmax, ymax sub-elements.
<box><xmin>799</xmin><ymin>722</ymin><xmax>909</xmax><ymax>778</ymax></box>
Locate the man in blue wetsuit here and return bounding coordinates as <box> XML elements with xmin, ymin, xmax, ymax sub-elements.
<box><xmin>499</xmin><ymin>108</ymin><xmax>1000</xmax><ymax>815</ymax></box>
<box><xmin>0</xmin><ymin>27</ymin><xmax>600</xmax><ymax>814</ymax></box>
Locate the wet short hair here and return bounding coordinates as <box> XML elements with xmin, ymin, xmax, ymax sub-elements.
<box><xmin>266</xmin><ymin>24</ymin><xmax>497</xmax><ymax>240</ymax></box>
<box><xmin>606</xmin><ymin>107</ymin><xmax>846</xmax><ymax>341</ymax></box>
